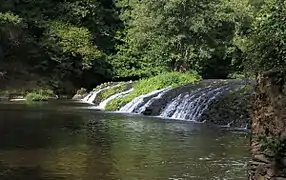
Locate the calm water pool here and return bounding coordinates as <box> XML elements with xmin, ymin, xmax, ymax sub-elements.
<box><xmin>0</xmin><ymin>100</ymin><xmax>249</xmax><ymax>180</ymax></box>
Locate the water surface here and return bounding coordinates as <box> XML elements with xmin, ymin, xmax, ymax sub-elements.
<box><xmin>0</xmin><ymin>100</ymin><xmax>249</xmax><ymax>180</ymax></box>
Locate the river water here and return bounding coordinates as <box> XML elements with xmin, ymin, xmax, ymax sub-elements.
<box><xmin>0</xmin><ymin>100</ymin><xmax>249</xmax><ymax>180</ymax></box>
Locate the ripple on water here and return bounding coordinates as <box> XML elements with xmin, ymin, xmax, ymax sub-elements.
<box><xmin>0</xmin><ymin>100</ymin><xmax>250</xmax><ymax>180</ymax></box>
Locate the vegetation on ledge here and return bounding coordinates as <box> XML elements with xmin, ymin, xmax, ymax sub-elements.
<box><xmin>105</xmin><ymin>72</ymin><xmax>201</xmax><ymax>111</ymax></box>
<box><xmin>93</xmin><ymin>82</ymin><xmax>133</xmax><ymax>105</ymax></box>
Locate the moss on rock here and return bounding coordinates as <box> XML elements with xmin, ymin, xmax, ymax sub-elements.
<box><xmin>199</xmin><ymin>84</ymin><xmax>253</xmax><ymax>128</ymax></box>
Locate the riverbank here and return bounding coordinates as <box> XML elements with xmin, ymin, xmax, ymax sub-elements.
<box><xmin>0</xmin><ymin>89</ymin><xmax>58</xmax><ymax>102</ymax></box>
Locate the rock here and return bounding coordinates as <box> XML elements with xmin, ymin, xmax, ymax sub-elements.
<box><xmin>275</xmin><ymin>177</ymin><xmax>286</xmax><ymax>180</ymax></box>
<box><xmin>250</xmin><ymin>71</ymin><xmax>286</xmax><ymax>179</ymax></box>
<box><xmin>250</xmin><ymin>160</ymin><xmax>270</xmax><ymax>167</ymax></box>
<box><xmin>142</xmin><ymin>107</ymin><xmax>152</xmax><ymax>115</ymax></box>
<box><xmin>254</xmin><ymin>154</ymin><xmax>271</xmax><ymax>163</ymax></box>
<box><xmin>72</xmin><ymin>88</ymin><xmax>88</xmax><ymax>100</ymax></box>
<box><xmin>197</xmin><ymin>82</ymin><xmax>253</xmax><ymax>128</ymax></box>
<box><xmin>72</xmin><ymin>94</ymin><xmax>86</xmax><ymax>100</ymax></box>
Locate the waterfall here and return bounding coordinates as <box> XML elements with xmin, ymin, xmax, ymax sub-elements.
<box><xmin>82</xmin><ymin>92</ymin><xmax>93</xmax><ymax>102</ymax></box>
<box><xmin>80</xmin><ymin>80</ymin><xmax>250</xmax><ymax>129</ymax></box>
<box><xmin>96</xmin><ymin>88</ymin><xmax>134</xmax><ymax>110</ymax></box>
<box><xmin>159</xmin><ymin>85</ymin><xmax>232</xmax><ymax>121</ymax></box>
<box><xmin>82</xmin><ymin>87</ymin><xmax>110</xmax><ymax>104</ymax></box>
<box><xmin>119</xmin><ymin>88</ymin><xmax>169</xmax><ymax>113</ymax></box>
<box><xmin>136</xmin><ymin>87</ymin><xmax>171</xmax><ymax>114</ymax></box>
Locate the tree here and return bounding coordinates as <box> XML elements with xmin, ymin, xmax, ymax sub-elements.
<box><xmin>244</xmin><ymin>0</ymin><xmax>286</xmax><ymax>73</ymax></box>
<box><xmin>111</xmin><ymin>0</ymin><xmax>254</xmax><ymax>79</ymax></box>
<box><xmin>0</xmin><ymin>0</ymin><xmax>121</xmax><ymax>92</ymax></box>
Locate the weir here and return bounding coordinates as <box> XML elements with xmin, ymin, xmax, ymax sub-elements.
<box><xmin>119</xmin><ymin>88</ymin><xmax>170</xmax><ymax>113</ymax></box>
<box><xmin>81</xmin><ymin>80</ymin><xmax>251</xmax><ymax>129</ymax></box>
<box><xmin>159</xmin><ymin>85</ymin><xmax>232</xmax><ymax>121</ymax></box>
<box><xmin>96</xmin><ymin>88</ymin><xmax>134</xmax><ymax>109</ymax></box>
<box><xmin>82</xmin><ymin>87</ymin><xmax>111</xmax><ymax>104</ymax></box>
<box><xmin>136</xmin><ymin>87</ymin><xmax>172</xmax><ymax>114</ymax></box>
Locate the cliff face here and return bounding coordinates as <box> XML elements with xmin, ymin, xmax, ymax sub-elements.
<box><xmin>249</xmin><ymin>71</ymin><xmax>286</xmax><ymax>180</ymax></box>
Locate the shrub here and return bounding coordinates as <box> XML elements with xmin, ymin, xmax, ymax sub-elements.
<box><xmin>25</xmin><ymin>89</ymin><xmax>54</xmax><ymax>102</ymax></box>
<box><xmin>105</xmin><ymin>72</ymin><xmax>201</xmax><ymax>111</ymax></box>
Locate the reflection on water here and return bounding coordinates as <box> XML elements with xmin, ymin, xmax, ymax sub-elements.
<box><xmin>0</xmin><ymin>101</ymin><xmax>250</xmax><ymax>180</ymax></box>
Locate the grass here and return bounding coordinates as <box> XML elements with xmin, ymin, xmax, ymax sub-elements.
<box><xmin>105</xmin><ymin>71</ymin><xmax>201</xmax><ymax>111</ymax></box>
<box><xmin>95</xmin><ymin>82</ymin><xmax>128</xmax><ymax>103</ymax></box>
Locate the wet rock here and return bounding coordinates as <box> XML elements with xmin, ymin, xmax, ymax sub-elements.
<box><xmin>141</xmin><ymin>79</ymin><xmax>233</xmax><ymax>116</ymax></box>
<box><xmin>254</xmin><ymin>154</ymin><xmax>271</xmax><ymax>163</ymax></box>
<box><xmin>72</xmin><ymin>88</ymin><xmax>88</xmax><ymax>100</ymax></box>
<box><xmin>142</xmin><ymin>107</ymin><xmax>152</xmax><ymax>115</ymax></box>
<box><xmin>198</xmin><ymin>82</ymin><xmax>253</xmax><ymax>128</ymax></box>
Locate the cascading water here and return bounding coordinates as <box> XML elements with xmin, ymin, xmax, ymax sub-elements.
<box><xmin>136</xmin><ymin>87</ymin><xmax>172</xmax><ymax>114</ymax></box>
<box><xmin>96</xmin><ymin>88</ymin><xmax>134</xmax><ymax>110</ymax></box>
<box><xmin>82</xmin><ymin>92</ymin><xmax>93</xmax><ymax>102</ymax></box>
<box><xmin>119</xmin><ymin>88</ymin><xmax>170</xmax><ymax>113</ymax></box>
<box><xmin>159</xmin><ymin>85</ymin><xmax>232</xmax><ymax>121</ymax></box>
<box><xmin>82</xmin><ymin>87</ymin><xmax>110</xmax><ymax>104</ymax></box>
<box><xmin>80</xmin><ymin>79</ymin><xmax>250</xmax><ymax>130</ymax></box>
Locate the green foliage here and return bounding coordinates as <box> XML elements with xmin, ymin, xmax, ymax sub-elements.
<box><xmin>93</xmin><ymin>82</ymin><xmax>116</xmax><ymax>91</ymax></box>
<box><xmin>93</xmin><ymin>82</ymin><xmax>129</xmax><ymax>104</ymax></box>
<box><xmin>243</xmin><ymin>0</ymin><xmax>286</xmax><ymax>73</ymax></box>
<box><xmin>259</xmin><ymin>137</ymin><xmax>286</xmax><ymax>157</ymax></box>
<box><xmin>25</xmin><ymin>89</ymin><xmax>54</xmax><ymax>102</ymax></box>
<box><xmin>0</xmin><ymin>0</ymin><xmax>120</xmax><ymax>92</ymax></box>
<box><xmin>25</xmin><ymin>93</ymin><xmax>48</xmax><ymax>102</ymax></box>
<box><xmin>227</xmin><ymin>72</ymin><xmax>255</xmax><ymax>79</ymax></box>
<box><xmin>228</xmin><ymin>73</ymin><xmax>247</xmax><ymax>79</ymax></box>
<box><xmin>0</xmin><ymin>12</ymin><xmax>22</xmax><ymax>24</ymax></box>
<box><xmin>1</xmin><ymin>0</ymin><xmax>284</xmax><ymax>92</ymax></box>
<box><xmin>42</xmin><ymin>21</ymin><xmax>103</xmax><ymax>68</ymax></box>
<box><xmin>111</xmin><ymin>0</ymin><xmax>255</xmax><ymax>79</ymax></box>
<box><xmin>105</xmin><ymin>72</ymin><xmax>200</xmax><ymax>111</ymax></box>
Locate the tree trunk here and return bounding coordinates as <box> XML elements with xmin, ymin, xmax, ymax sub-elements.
<box><xmin>249</xmin><ymin>70</ymin><xmax>286</xmax><ymax>180</ymax></box>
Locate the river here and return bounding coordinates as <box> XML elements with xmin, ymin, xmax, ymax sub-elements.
<box><xmin>0</xmin><ymin>100</ymin><xmax>249</xmax><ymax>180</ymax></box>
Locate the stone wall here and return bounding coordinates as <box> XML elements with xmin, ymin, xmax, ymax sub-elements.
<box><xmin>249</xmin><ymin>71</ymin><xmax>286</xmax><ymax>180</ymax></box>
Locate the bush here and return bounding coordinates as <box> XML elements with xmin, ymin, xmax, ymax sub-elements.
<box><xmin>25</xmin><ymin>89</ymin><xmax>54</xmax><ymax>102</ymax></box>
<box><xmin>105</xmin><ymin>72</ymin><xmax>201</xmax><ymax>111</ymax></box>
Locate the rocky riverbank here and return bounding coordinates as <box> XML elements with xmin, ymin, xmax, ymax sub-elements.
<box><xmin>249</xmin><ymin>71</ymin><xmax>286</xmax><ymax>180</ymax></box>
